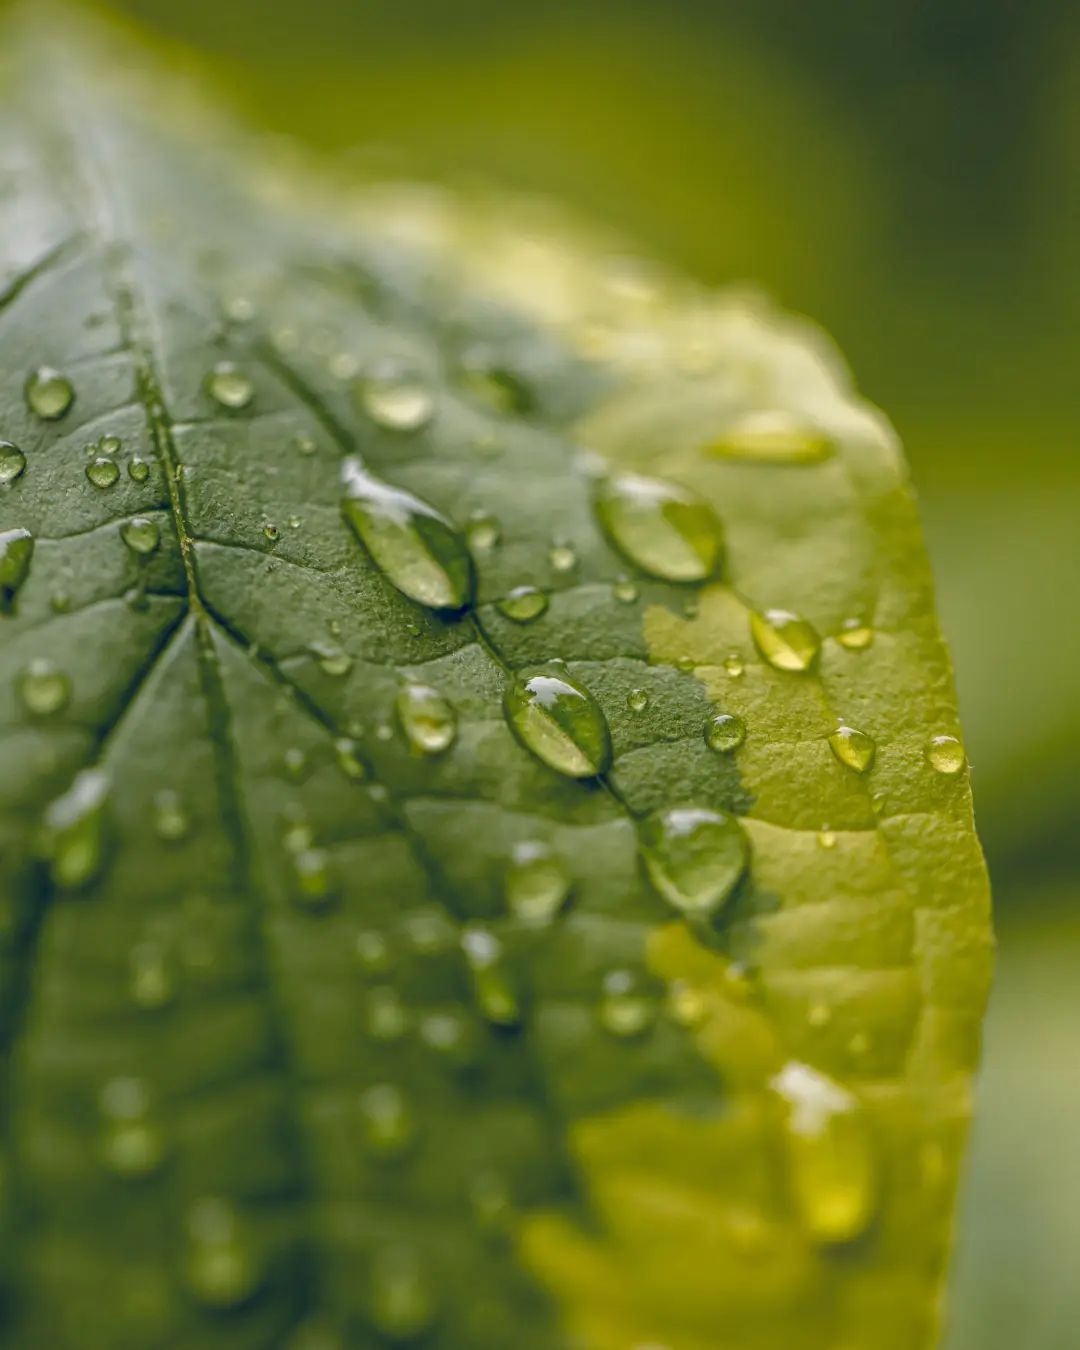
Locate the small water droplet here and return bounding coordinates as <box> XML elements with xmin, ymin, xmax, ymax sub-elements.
<box><xmin>595</xmin><ymin>473</ymin><xmax>723</xmax><ymax>582</ymax></box>
<box><xmin>50</xmin><ymin>590</ymin><xmax>70</xmax><ymax>613</ymax></box>
<box><xmin>283</xmin><ymin>746</ymin><xmax>307</xmax><ymax>780</ymax></box>
<box><xmin>828</xmin><ymin>725</ymin><xmax>876</xmax><ymax>774</ymax></box>
<box><xmin>206</xmin><ymin>361</ymin><xmax>255</xmax><ymax>411</ymax></box>
<box><xmin>613</xmin><ymin>576</ymin><xmax>639</xmax><ymax>604</ymax></box>
<box><xmin>772</xmin><ymin>1061</ymin><xmax>877</xmax><ymax>1244</ymax></box>
<box><xmin>18</xmin><ymin>658</ymin><xmax>71</xmax><ymax>716</ymax></box>
<box><xmin>926</xmin><ymin>734</ymin><xmax>965</xmax><ymax>775</ymax></box>
<box><xmin>459</xmin><ymin>349</ymin><xmax>532</xmax><ymax>414</ymax></box>
<box><xmin>723</xmin><ymin>653</ymin><xmax>744</xmax><ymax>678</ymax></box>
<box><xmin>598</xmin><ymin>969</ymin><xmax>657</xmax><ymax>1038</ymax></box>
<box><xmin>368</xmin><ymin>1246</ymin><xmax>435</xmax><ymax>1340</ymax></box>
<box><xmin>750</xmin><ymin>608</ymin><xmax>821</xmax><ymax>673</ymax></box>
<box><xmin>25</xmin><ymin>366</ymin><xmax>75</xmax><ymax>420</ymax></box>
<box><xmin>152</xmin><ymin>789</ymin><xmax>190</xmax><ymax>842</ymax></box>
<box><xmin>817</xmin><ymin>827</ymin><xmax>837</xmax><ymax>850</ymax></box>
<box><xmin>86</xmin><ymin>456</ymin><xmax>120</xmax><ymax>489</ymax></box>
<box><xmin>262</xmin><ymin>522</ymin><xmax>280</xmax><ymax>543</ymax></box>
<box><xmin>308</xmin><ymin>642</ymin><xmax>353</xmax><ymax>678</ymax></box>
<box><xmin>547</xmin><ymin>540</ymin><xmax>578</xmax><ymax>574</ymax></box>
<box><xmin>341</xmin><ymin>458</ymin><xmax>474</xmax><ymax>611</ymax></box>
<box><xmin>99</xmin><ymin>1076</ymin><xmax>166</xmax><ymax>1180</ymax></box>
<box><xmin>359</xmin><ymin>1083</ymin><xmax>416</xmax><ymax>1159</ymax></box>
<box><xmin>704</xmin><ymin>711</ymin><xmax>745</xmax><ymax>753</ymax></box>
<box><xmin>98</xmin><ymin>434</ymin><xmax>121</xmax><ymax>455</ymax></box>
<box><xmin>129</xmin><ymin>941</ymin><xmax>174</xmax><ymax>1010</ymax></box>
<box><xmin>184</xmin><ymin>1198</ymin><xmax>260</xmax><ymax>1309</ymax></box>
<box><xmin>120</xmin><ymin>516</ymin><xmax>161</xmax><ymax>556</ymax></box>
<box><xmin>639</xmin><ymin>806</ymin><xmax>749</xmax><ymax>920</ymax></box>
<box><xmin>357</xmin><ymin>363</ymin><xmax>434</xmax><ymax>432</ymax></box>
<box><xmin>461</xmin><ymin>926</ymin><xmax>522</xmax><ymax>1028</ymax></box>
<box><xmin>465</xmin><ymin>510</ymin><xmax>500</xmax><ymax>552</ymax></box>
<box><xmin>41</xmin><ymin>770</ymin><xmax>110</xmax><ymax>888</ymax></box>
<box><xmin>837</xmin><ymin>617</ymin><xmax>874</xmax><ymax>650</ymax></box>
<box><xmin>496</xmin><ymin>585</ymin><xmax>548</xmax><ymax>623</ymax></box>
<box><xmin>504</xmin><ymin>667</ymin><xmax>611</xmax><ymax>779</ymax></box>
<box><xmin>0</xmin><ymin>527</ymin><xmax>34</xmax><ymax>611</ymax></box>
<box><xmin>505</xmin><ymin>841</ymin><xmax>571</xmax><ymax>926</ymax></box>
<box><xmin>627</xmin><ymin>687</ymin><xmax>650</xmax><ymax>713</ymax></box>
<box><xmin>365</xmin><ymin>986</ymin><xmax>411</xmax><ymax>1042</ymax></box>
<box><xmin>396</xmin><ymin>683</ymin><xmax>457</xmax><ymax>755</ymax></box>
<box><xmin>0</xmin><ymin>440</ymin><xmax>27</xmax><ymax>484</ymax></box>
<box><xmin>291</xmin><ymin>847</ymin><xmax>335</xmax><ymax>909</ymax></box>
<box><xmin>334</xmin><ymin>737</ymin><xmax>367</xmax><ymax>780</ymax></box>
<box><xmin>705</xmin><ymin>411</ymin><xmax>832</xmax><ymax>464</ymax></box>
<box><xmin>128</xmin><ymin>456</ymin><xmax>150</xmax><ymax>483</ymax></box>
<box><xmin>666</xmin><ymin>978</ymin><xmax>707</xmax><ymax>1028</ymax></box>
<box><xmin>419</xmin><ymin>1010</ymin><xmax>478</xmax><ymax>1069</ymax></box>
<box><xmin>224</xmin><ymin>295</ymin><xmax>256</xmax><ymax>323</ymax></box>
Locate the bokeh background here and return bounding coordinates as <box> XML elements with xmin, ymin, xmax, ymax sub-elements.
<box><xmin>35</xmin><ymin>1</ymin><xmax>1080</xmax><ymax>1344</ymax></box>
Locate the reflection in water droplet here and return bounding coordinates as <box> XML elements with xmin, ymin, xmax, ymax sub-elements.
<box><xmin>704</xmin><ymin>711</ymin><xmax>745</xmax><ymax>753</ymax></box>
<box><xmin>368</xmin><ymin>1246</ymin><xmax>435</xmax><ymax>1340</ymax></box>
<box><xmin>548</xmin><ymin>541</ymin><xmax>577</xmax><ymax>574</ymax></box>
<box><xmin>41</xmin><ymin>769</ymin><xmax>110</xmax><ymax>888</ymax></box>
<box><xmin>626</xmin><ymin>687</ymin><xmax>650</xmax><ymax>714</ymax></box>
<box><xmin>396</xmin><ymin>684</ymin><xmax>457</xmax><ymax>755</ymax></box>
<box><xmin>639</xmin><ymin>806</ymin><xmax>749</xmax><ymax>920</ymax></box>
<box><xmin>461</xmin><ymin>926</ymin><xmax>522</xmax><ymax>1028</ymax></box>
<box><xmin>926</xmin><ymin>734</ymin><xmax>965</xmax><ymax>775</ymax></box>
<box><xmin>357</xmin><ymin>364</ymin><xmax>434</xmax><ymax>432</ymax></box>
<box><xmin>837</xmin><ymin>617</ymin><xmax>874</xmax><ymax>650</ymax></box>
<box><xmin>0</xmin><ymin>440</ymin><xmax>27</xmax><ymax>484</ymax></box>
<box><xmin>750</xmin><ymin>608</ymin><xmax>821</xmax><ymax>673</ymax></box>
<box><xmin>497</xmin><ymin>585</ymin><xmax>548</xmax><ymax>624</ymax></box>
<box><xmin>25</xmin><ymin>366</ymin><xmax>75</xmax><ymax>419</ymax></box>
<box><xmin>724</xmin><ymin>653</ymin><xmax>745</xmax><ymax>679</ymax></box>
<box><xmin>772</xmin><ymin>1061</ymin><xmax>877</xmax><ymax>1244</ymax></box>
<box><xmin>18</xmin><ymin>658</ymin><xmax>71</xmax><ymax>716</ymax></box>
<box><xmin>705</xmin><ymin>411</ymin><xmax>832</xmax><ymax>464</ymax></box>
<box><xmin>128</xmin><ymin>456</ymin><xmax>150</xmax><ymax>483</ymax></box>
<box><xmin>206</xmin><ymin>361</ymin><xmax>255</xmax><ymax>411</ymax></box>
<box><xmin>595</xmin><ymin>473</ymin><xmax>723</xmax><ymax>582</ymax></box>
<box><xmin>120</xmin><ymin>517</ymin><xmax>161</xmax><ymax>556</ymax></box>
<box><xmin>505</xmin><ymin>841</ymin><xmax>571</xmax><ymax>926</ymax></box>
<box><xmin>828</xmin><ymin>725</ymin><xmax>876</xmax><ymax>774</ymax></box>
<box><xmin>341</xmin><ymin>458</ymin><xmax>474</xmax><ymax>611</ymax></box>
<box><xmin>184</xmin><ymin>1198</ymin><xmax>260</xmax><ymax>1309</ymax></box>
<box><xmin>86</xmin><ymin>456</ymin><xmax>120</xmax><ymax>489</ymax></box>
<box><xmin>152</xmin><ymin>789</ymin><xmax>190</xmax><ymax>842</ymax></box>
<box><xmin>99</xmin><ymin>1076</ymin><xmax>166</xmax><ymax>1180</ymax></box>
<box><xmin>359</xmin><ymin>1083</ymin><xmax>416</xmax><ymax>1159</ymax></box>
<box><xmin>0</xmin><ymin>527</ymin><xmax>34</xmax><ymax>611</ymax></box>
<box><xmin>504</xmin><ymin>667</ymin><xmax>611</xmax><ymax>779</ymax></box>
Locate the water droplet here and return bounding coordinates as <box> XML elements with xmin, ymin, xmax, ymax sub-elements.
<box><xmin>595</xmin><ymin>473</ymin><xmax>723</xmax><ymax>582</ymax></box>
<box><xmin>50</xmin><ymin>590</ymin><xmax>70</xmax><ymax>613</ymax></box>
<box><xmin>152</xmin><ymin>789</ymin><xmax>190</xmax><ymax>842</ymax></box>
<box><xmin>723</xmin><ymin>653</ymin><xmax>744</xmax><ymax>678</ymax></box>
<box><xmin>613</xmin><ymin>576</ymin><xmax>639</xmax><ymax>604</ymax></box>
<box><xmin>0</xmin><ymin>440</ymin><xmax>27</xmax><ymax>484</ymax></box>
<box><xmin>308</xmin><ymin>641</ymin><xmax>353</xmax><ymax>678</ymax></box>
<box><xmin>419</xmin><ymin>1010</ymin><xmax>479</xmax><ymax>1070</ymax></box>
<box><xmin>837</xmin><ymin>617</ymin><xmax>873</xmax><ymax>650</ymax></box>
<box><xmin>128</xmin><ymin>456</ymin><xmax>150</xmax><ymax>483</ymax></box>
<box><xmin>772</xmin><ymin>1061</ymin><xmax>877</xmax><ymax>1244</ymax></box>
<box><xmin>598</xmin><ymin>969</ymin><xmax>657</xmax><ymax>1038</ymax></box>
<box><xmin>395</xmin><ymin>683</ymin><xmax>457</xmax><ymax>756</ymax></box>
<box><xmin>704</xmin><ymin>711</ymin><xmax>745</xmax><ymax>753</ymax></box>
<box><xmin>639</xmin><ymin>806</ymin><xmax>749</xmax><ymax>920</ymax></box>
<box><xmin>359</xmin><ymin>1083</ymin><xmax>416</xmax><ymax>1159</ymax></box>
<box><xmin>99</xmin><ymin>1077</ymin><xmax>166</xmax><ymax>1180</ymax></box>
<box><xmin>206</xmin><ymin>360</ymin><xmax>255</xmax><ymax>411</ymax></box>
<box><xmin>41</xmin><ymin>769</ymin><xmax>110</xmax><ymax>888</ymax></box>
<box><xmin>705</xmin><ymin>411</ymin><xmax>832</xmax><ymax>464</ymax></box>
<box><xmin>666</xmin><ymin>979</ymin><xmax>707</xmax><ymax>1028</ymax></box>
<box><xmin>120</xmin><ymin>516</ymin><xmax>161</xmax><ymax>556</ymax></box>
<box><xmin>184</xmin><ymin>1198</ymin><xmax>260</xmax><ymax>1309</ymax></box>
<box><xmin>355</xmin><ymin>929</ymin><xmax>393</xmax><ymax>975</ymax></box>
<box><xmin>86</xmin><ymin>456</ymin><xmax>119</xmax><ymax>489</ymax></box>
<box><xmin>334</xmin><ymin>737</ymin><xmax>367</xmax><ymax>780</ymax></box>
<box><xmin>0</xmin><ymin>527</ymin><xmax>33</xmax><ymax>611</ymax></box>
<box><xmin>365</xmin><ymin>986</ymin><xmax>411</xmax><ymax>1043</ymax></box>
<box><xmin>294</xmin><ymin>432</ymin><xmax>317</xmax><ymax>457</ymax></box>
<box><xmin>750</xmin><ymin>608</ymin><xmax>821</xmax><ymax>673</ymax></box>
<box><xmin>99</xmin><ymin>435</ymin><xmax>121</xmax><ymax>455</ymax></box>
<box><xmin>461</xmin><ymin>926</ymin><xmax>522</xmax><ymax>1028</ymax></box>
<box><xmin>263</xmin><ymin>522</ymin><xmax>280</xmax><ymax>543</ymax></box>
<box><xmin>817</xmin><ymin>827</ymin><xmax>837</xmax><ymax>850</ymax></box>
<box><xmin>18</xmin><ymin>658</ymin><xmax>71</xmax><ymax>716</ymax></box>
<box><xmin>504</xmin><ymin>667</ymin><xmax>611</xmax><ymax>779</ymax></box>
<box><xmin>341</xmin><ymin>458</ymin><xmax>474</xmax><ymax>611</ymax></box>
<box><xmin>291</xmin><ymin>847</ymin><xmax>335</xmax><ymax>909</ymax></box>
<box><xmin>497</xmin><ymin>585</ymin><xmax>549</xmax><ymax>623</ymax></box>
<box><xmin>283</xmin><ymin>746</ymin><xmax>307</xmax><ymax>779</ymax></box>
<box><xmin>465</xmin><ymin>510</ymin><xmax>501</xmax><ymax>553</ymax></box>
<box><xmin>459</xmin><ymin>350</ymin><xmax>532</xmax><ymax>414</ymax></box>
<box><xmin>505</xmin><ymin>841</ymin><xmax>571</xmax><ymax>926</ymax></box>
<box><xmin>129</xmin><ymin>941</ymin><xmax>174</xmax><ymax>1010</ymax></box>
<box><xmin>828</xmin><ymin>725</ymin><xmax>876</xmax><ymax>774</ymax></box>
<box><xmin>548</xmin><ymin>540</ymin><xmax>578</xmax><ymax>574</ymax></box>
<box><xmin>357</xmin><ymin>363</ymin><xmax>434</xmax><ymax>432</ymax></box>
<box><xmin>926</xmin><ymin>734</ymin><xmax>965</xmax><ymax>775</ymax></box>
<box><xmin>368</xmin><ymin>1246</ymin><xmax>435</xmax><ymax>1340</ymax></box>
<box><xmin>626</xmin><ymin>687</ymin><xmax>650</xmax><ymax>714</ymax></box>
<box><xmin>25</xmin><ymin>366</ymin><xmax>74</xmax><ymax>419</ymax></box>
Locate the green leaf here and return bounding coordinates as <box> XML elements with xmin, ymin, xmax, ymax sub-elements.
<box><xmin>0</xmin><ymin>10</ymin><xmax>991</xmax><ymax>1349</ymax></box>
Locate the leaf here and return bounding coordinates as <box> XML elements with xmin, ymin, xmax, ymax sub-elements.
<box><xmin>0</xmin><ymin>10</ymin><xmax>992</xmax><ymax>1349</ymax></box>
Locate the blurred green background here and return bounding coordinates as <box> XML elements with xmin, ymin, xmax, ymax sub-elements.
<box><xmin>43</xmin><ymin>0</ymin><xmax>1080</xmax><ymax>1343</ymax></box>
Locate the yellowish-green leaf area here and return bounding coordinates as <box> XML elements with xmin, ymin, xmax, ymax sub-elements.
<box><xmin>0</xmin><ymin>9</ymin><xmax>991</xmax><ymax>1350</ymax></box>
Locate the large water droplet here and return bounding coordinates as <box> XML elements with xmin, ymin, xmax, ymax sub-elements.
<box><xmin>461</xmin><ymin>926</ymin><xmax>522</xmax><ymax>1028</ymax></box>
<box><xmin>0</xmin><ymin>440</ymin><xmax>27</xmax><ymax>484</ymax></box>
<box><xmin>183</xmin><ymin>1198</ymin><xmax>260</xmax><ymax>1309</ymax></box>
<box><xmin>357</xmin><ymin>363</ymin><xmax>434</xmax><ymax>432</ymax></box>
<box><xmin>626</xmin><ymin>687</ymin><xmax>650</xmax><ymax>713</ymax></box>
<box><xmin>639</xmin><ymin>806</ymin><xmax>749</xmax><ymax>920</ymax></box>
<box><xmin>503</xmin><ymin>667</ymin><xmax>611</xmax><ymax>779</ymax></box>
<box><xmin>704</xmin><ymin>711</ymin><xmax>745</xmax><ymax>753</ymax></box>
<box><xmin>25</xmin><ymin>366</ymin><xmax>74</xmax><ymax>419</ymax></box>
<box><xmin>86</xmin><ymin>456</ymin><xmax>119</xmax><ymax>489</ymax></box>
<box><xmin>396</xmin><ymin>683</ymin><xmax>457</xmax><ymax>755</ymax></box>
<box><xmin>705</xmin><ymin>411</ymin><xmax>832</xmax><ymax>464</ymax></box>
<box><xmin>41</xmin><ymin>769</ymin><xmax>110</xmax><ymax>888</ymax></box>
<box><xmin>205</xmin><ymin>361</ymin><xmax>255</xmax><ymax>411</ymax></box>
<box><xmin>505</xmin><ymin>841</ymin><xmax>571</xmax><ymax>926</ymax></box>
<box><xmin>598</xmin><ymin>968</ymin><xmax>657</xmax><ymax>1039</ymax></box>
<box><xmin>771</xmin><ymin>1061</ymin><xmax>877</xmax><ymax>1244</ymax></box>
<box><xmin>595</xmin><ymin>473</ymin><xmax>723</xmax><ymax>582</ymax></box>
<box><xmin>18</xmin><ymin>658</ymin><xmax>71</xmax><ymax>716</ymax></box>
<box><xmin>750</xmin><ymin>608</ymin><xmax>821</xmax><ymax>673</ymax></box>
<box><xmin>828</xmin><ymin>725</ymin><xmax>876</xmax><ymax>774</ymax></box>
<box><xmin>120</xmin><ymin>517</ymin><xmax>161</xmax><ymax>556</ymax></box>
<box><xmin>359</xmin><ymin>1083</ymin><xmax>416</xmax><ymax>1159</ymax></box>
<box><xmin>99</xmin><ymin>1076</ymin><xmax>166</xmax><ymax>1180</ymax></box>
<box><xmin>368</xmin><ymin>1246</ymin><xmax>436</xmax><ymax>1340</ymax></box>
<box><xmin>341</xmin><ymin>458</ymin><xmax>474</xmax><ymax>611</ymax></box>
<box><xmin>0</xmin><ymin>527</ymin><xmax>34</xmax><ymax>611</ymax></box>
<box><xmin>926</xmin><ymin>734</ymin><xmax>965</xmax><ymax>775</ymax></box>
<box><xmin>496</xmin><ymin>585</ymin><xmax>548</xmax><ymax>624</ymax></box>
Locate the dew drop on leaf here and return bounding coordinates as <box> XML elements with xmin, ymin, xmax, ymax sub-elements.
<box><xmin>359</xmin><ymin>1083</ymin><xmax>417</xmax><ymax>1159</ymax></box>
<box><xmin>594</xmin><ymin>472</ymin><xmax>723</xmax><ymax>582</ymax></box>
<box><xmin>86</xmin><ymin>456</ymin><xmax>119</xmax><ymax>489</ymax></box>
<box><xmin>282</xmin><ymin>746</ymin><xmax>307</xmax><ymax>779</ymax></box>
<box><xmin>926</xmin><ymin>734</ymin><xmax>966</xmax><ymax>775</ymax></box>
<box><xmin>723</xmin><ymin>653</ymin><xmax>745</xmax><ymax>678</ymax></box>
<box><xmin>626</xmin><ymin>687</ymin><xmax>650</xmax><ymax>713</ymax></box>
<box><xmin>704</xmin><ymin>711</ymin><xmax>745</xmax><ymax>753</ymax></box>
<box><xmin>205</xmin><ymin>360</ymin><xmax>255</xmax><ymax>411</ymax></box>
<box><xmin>341</xmin><ymin>458</ymin><xmax>475</xmax><ymax>611</ymax></box>
<box><xmin>40</xmin><ymin>768</ymin><xmax>110</xmax><ymax>888</ymax></box>
<box><xmin>613</xmin><ymin>576</ymin><xmax>639</xmax><ymax>604</ymax></box>
<box><xmin>98</xmin><ymin>1076</ymin><xmax>167</xmax><ymax>1181</ymax></box>
<box><xmin>18</xmin><ymin>657</ymin><xmax>71</xmax><ymax>716</ymax></box>
<box><xmin>183</xmin><ymin>1198</ymin><xmax>260</xmax><ymax>1309</ymax></box>
<box><xmin>817</xmin><ymin>827</ymin><xmax>838</xmax><ymax>850</ymax></box>
<box><xmin>0</xmin><ymin>440</ymin><xmax>27</xmax><ymax>484</ymax></box>
<box><xmin>129</xmin><ymin>941</ymin><xmax>174</xmax><ymax>1010</ymax></box>
<box><xmin>496</xmin><ymin>585</ymin><xmax>549</xmax><ymax>623</ymax></box>
<box><xmin>98</xmin><ymin>434</ymin><xmax>121</xmax><ymax>455</ymax></box>
<box><xmin>459</xmin><ymin>348</ymin><xmax>532</xmax><ymax>414</ymax></box>
<box><xmin>461</xmin><ymin>925</ymin><xmax>522</xmax><ymax>1028</ymax></box>
<box><xmin>503</xmin><ymin>667</ymin><xmax>611</xmax><ymax>779</ymax></box>
<box><xmin>505</xmin><ymin>840</ymin><xmax>571</xmax><ymax>926</ymax></box>
<box><xmin>639</xmin><ymin>806</ymin><xmax>750</xmax><ymax>920</ymax></box>
<box><xmin>25</xmin><ymin>365</ymin><xmax>74</xmax><ymax>419</ymax></box>
<box><xmin>396</xmin><ymin>683</ymin><xmax>457</xmax><ymax>755</ymax></box>
<box><xmin>356</xmin><ymin>363</ymin><xmax>434</xmax><ymax>432</ymax></box>
<box><xmin>465</xmin><ymin>509</ymin><xmax>501</xmax><ymax>552</ymax></box>
<box><xmin>290</xmin><ymin>846</ymin><xmax>335</xmax><ymax>909</ymax></box>
<box><xmin>127</xmin><ymin>455</ymin><xmax>150</xmax><ymax>483</ymax></box>
<box><xmin>152</xmin><ymin>788</ymin><xmax>190</xmax><ymax>842</ymax></box>
<box><xmin>334</xmin><ymin>737</ymin><xmax>367</xmax><ymax>781</ymax></box>
<box><xmin>828</xmin><ymin>725</ymin><xmax>876</xmax><ymax>774</ymax></box>
<box><xmin>308</xmin><ymin>642</ymin><xmax>353</xmax><ymax>678</ymax></box>
<box><xmin>355</xmin><ymin>930</ymin><xmax>393</xmax><ymax>975</ymax></box>
<box><xmin>704</xmin><ymin>410</ymin><xmax>833</xmax><ymax>464</ymax></box>
<box><xmin>750</xmin><ymin>608</ymin><xmax>821</xmax><ymax>673</ymax></box>
<box><xmin>598</xmin><ymin>968</ymin><xmax>657</xmax><ymax>1039</ymax></box>
<box><xmin>0</xmin><ymin>526</ymin><xmax>33</xmax><ymax>611</ymax></box>
<box><xmin>547</xmin><ymin>540</ymin><xmax>578</xmax><ymax>574</ymax></box>
<box><xmin>120</xmin><ymin>516</ymin><xmax>161</xmax><ymax>556</ymax></box>
<box><xmin>837</xmin><ymin>616</ymin><xmax>874</xmax><ymax>650</ymax></box>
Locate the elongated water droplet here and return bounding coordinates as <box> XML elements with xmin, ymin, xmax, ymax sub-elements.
<box><xmin>205</xmin><ymin>361</ymin><xmax>254</xmax><ymax>411</ymax></box>
<box><xmin>0</xmin><ymin>527</ymin><xmax>33</xmax><ymax>611</ymax></box>
<box><xmin>18</xmin><ymin>658</ymin><xmax>71</xmax><ymax>716</ymax></box>
<box><xmin>184</xmin><ymin>1198</ymin><xmax>260</xmax><ymax>1309</ymax></box>
<box><xmin>505</xmin><ymin>841</ymin><xmax>571</xmax><ymax>926</ymax></box>
<box><xmin>152</xmin><ymin>789</ymin><xmax>190</xmax><ymax>842</ymax></box>
<box><xmin>368</xmin><ymin>1246</ymin><xmax>436</xmax><ymax>1340</ymax></box>
<box><xmin>41</xmin><ymin>769</ymin><xmax>110</xmax><ymax>888</ymax></box>
<box><xmin>359</xmin><ymin>1083</ymin><xmax>416</xmax><ymax>1159</ymax></box>
<box><xmin>750</xmin><ymin>608</ymin><xmax>821</xmax><ymax>673</ymax></box>
<box><xmin>598</xmin><ymin>969</ymin><xmax>657</xmax><ymax>1038</ymax></box>
<box><xmin>497</xmin><ymin>585</ymin><xmax>548</xmax><ymax>623</ymax></box>
<box><xmin>828</xmin><ymin>725</ymin><xmax>876</xmax><ymax>774</ymax></box>
<box><xmin>503</xmin><ymin>667</ymin><xmax>611</xmax><ymax>779</ymax></box>
<box><xmin>357</xmin><ymin>363</ymin><xmax>434</xmax><ymax>432</ymax></box>
<box><xmin>99</xmin><ymin>1077</ymin><xmax>166</xmax><ymax>1180</ymax></box>
<box><xmin>461</xmin><ymin>926</ymin><xmax>522</xmax><ymax>1028</ymax></box>
<box><xmin>595</xmin><ymin>473</ymin><xmax>723</xmax><ymax>582</ymax></box>
<box><xmin>341</xmin><ymin>458</ymin><xmax>474</xmax><ymax>611</ymax></box>
<box><xmin>705</xmin><ymin>411</ymin><xmax>832</xmax><ymax>464</ymax></box>
<box><xmin>25</xmin><ymin>366</ymin><xmax>74</xmax><ymax>419</ymax></box>
<box><xmin>705</xmin><ymin>711</ymin><xmax>745</xmax><ymax>753</ymax></box>
<box><xmin>120</xmin><ymin>517</ymin><xmax>161</xmax><ymax>556</ymax></box>
<box><xmin>396</xmin><ymin>683</ymin><xmax>457</xmax><ymax>755</ymax></box>
<box><xmin>772</xmin><ymin>1061</ymin><xmax>876</xmax><ymax>1244</ymax></box>
<box><xmin>626</xmin><ymin>687</ymin><xmax>650</xmax><ymax>713</ymax></box>
<box><xmin>128</xmin><ymin>455</ymin><xmax>150</xmax><ymax>483</ymax></box>
<box><xmin>0</xmin><ymin>440</ymin><xmax>27</xmax><ymax>484</ymax></box>
<box><xmin>639</xmin><ymin>806</ymin><xmax>749</xmax><ymax>920</ymax></box>
<box><xmin>926</xmin><ymin>734</ymin><xmax>965</xmax><ymax>775</ymax></box>
<box><xmin>86</xmin><ymin>456</ymin><xmax>119</xmax><ymax>489</ymax></box>
<box><xmin>837</xmin><ymin>617</ymin><xmax>873</xmax><ymax>650</ymax></box>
